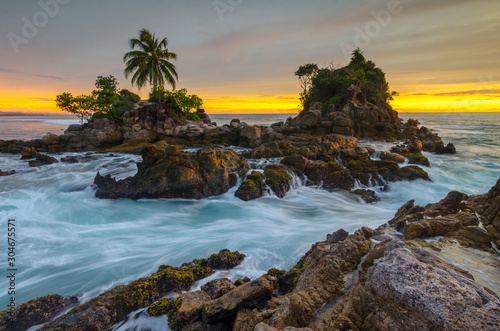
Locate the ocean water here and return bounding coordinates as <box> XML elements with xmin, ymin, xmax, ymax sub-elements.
<box><xmin>0</xmin><ymin>112</ymin><xmax>499</xmax><ymax>330</ymax></box>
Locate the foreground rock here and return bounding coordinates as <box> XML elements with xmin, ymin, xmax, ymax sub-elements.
<box><xmin>94</xmin><ymin>145</ymin><xmax>248</xmax><ymax>200</ymax></box>
<box><xmin>390</xmin><ymin>178</ymin><xmax>500</xmax><ymax>250</ymax></box>
<box><xmin>0</xmin><ymin>294</ymin><xmax>78</xmax><ymax>331</ymax></box>
<box><xmin>357</xmin><ymin>240</ymin><xmax>500</xmax><ymax>330</ymax></box>
<box><xmin>38</xmin><ymin>249</ymin><xmax>244</xmax><ymax>330</ymax></box>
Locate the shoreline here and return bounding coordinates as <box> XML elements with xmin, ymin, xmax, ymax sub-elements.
<box><xmin>2</xmin><ymin>179</ymin><xmax>499</xmax><ymax>330</ymax></box>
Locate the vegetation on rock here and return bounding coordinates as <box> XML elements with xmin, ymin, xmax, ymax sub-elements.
<box><xmin>56</xmin><ymin>75</ymin><xmax>140</xmax><ymax>122</ymax></box>
<box><xmin>298</xmin><ymin>48</ymin><xmax>397</xmax><ymax>112</ymax></box>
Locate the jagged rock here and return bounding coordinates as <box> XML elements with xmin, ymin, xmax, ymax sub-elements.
<box><xmin>41</xmin><ymin>250</ymin><xmax>244</xmax><ymax>330</ymax></box>
<box><xmin>346</xmin><ymin>159</ymin><xmax>429</xmax><ymax>185</ymax></box>
<box><xmin>94</xmin><ymin>145</ymin><xmax>248</xmax><ymax>200</ymax></box>
<box><xmin>196</xmin><ymin>108</ymin><xmax>212</xmax><ymax>124</ymax></box>
<box><xmin>167</xmin><ymin>291</ymin><xmax>212</xmax><ymax>330</ymax></box>
<box><xmin>240</xmin><ymin>123</ymin><xmax>261</xmax><ymax>140</ymax></box>
<box><xmin>380</xmin><ymin>151</ymin><xmax>406</xmax><ymax>163</ymax></box>
<box><xmin>235</xmin><ymin>171</ymin><xmax>265</xmax><ymax>201</ymax></box>
<box><xmin>202</xmin><ymin>278</ymin><xmax>237</xmax><ymax>299</ymax></box>
<box><xmin>391</xmin><ymin>145</ymin><xmax>430</xmax><ymax>166</ymax></box>
<box><xmin>360</xmin><ymin>240</ymin><xmax>500</xmax><ymax>330</ymax></box>
<box><xmin>201</xmin><ymin>276</ymin><xmax>275</xmax><ymax>324</ymax></box>
<box><xmin>28</xmin><ymin>154</ymin><xmax>59</xmax><ymax>167</ymax></box>
<box><xmin>0</xmin><ymin>294</ymin><xmax>78</xmax><ymax>331</ymax></box>
<box><xmin>264</xmin><ymin>164</ymin><xmax>292</xmax><ymax>198</ymax></box>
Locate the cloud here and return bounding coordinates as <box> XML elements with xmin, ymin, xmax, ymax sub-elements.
<box><xmin>0</xmin><ymin>67</ymin><xmax>17</xmax><ymax>73</ymax></box>
<box><xmin>30</xmin><ymin>97</ymin><xmax>55</xmax><ymax>101</ymax></box>
<box><xmin>411</xmin><ymin>89</ymin><xmax>500</xmax><ymax>96</ymax></box>
<box><xmin>433</xmin><ymin>89</ymin><xmax>500</xmax><ymax>96</ymax></box>
<box><xmin>35</xmin><ymin>75</ymin><xmax>64</xmax><ymax>81</ymax></box>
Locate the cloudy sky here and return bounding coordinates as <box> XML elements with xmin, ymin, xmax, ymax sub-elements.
<box><xmin>0</xmin><ymin>0</ymin><xmax>499</xmax><ymax>113</ymax></box>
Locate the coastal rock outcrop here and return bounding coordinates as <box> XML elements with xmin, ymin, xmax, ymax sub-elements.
<box><xmin>39</xmin><ymin>249</ymin><xmax>245</xmax><ymax>330</ymax></box>
<box><xmin>0</xmin><ymin>294</ymin><xmax>78</xmax><ymax>331</ymax></box>
<box><xmin>389</xmin><ymin>178</ymin><xmax>500</xmax><ymax>250</ymax></box>
<box><xmin>358</xmin><ymin>240</ymin><xmax>500</xmax><ymax>330</ymax></box>
<box><xmin>94</xmin><ymin>145</ymin><xmax>249</xmax><ymax>200</ymax></box>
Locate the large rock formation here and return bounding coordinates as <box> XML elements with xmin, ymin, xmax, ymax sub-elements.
<box><xmin>389</xmin><ymin>178</ymin><xmax>500</xmax><ymax>250</ymax></box>
<box><xmin>94</xmin><ymin>144</ymin><xmax>249</xmax><ymax>200</ymax></box>
<box><xmin>37</xmin><ymin>250</ymin><xmax>245</xmax><ymax>331</ymax></box>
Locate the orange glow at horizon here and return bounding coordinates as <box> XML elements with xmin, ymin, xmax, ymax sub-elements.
<box><xmin>1</xmin><ymin>87</ymin><xmax>499</xmax><ymax>115</ymax></box>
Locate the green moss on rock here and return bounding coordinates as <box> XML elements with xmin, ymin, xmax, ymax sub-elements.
<box><xmin>264</xmin><ymin>164</ymin><xmax>293</xmax><ymax>198</ymax></box>
<box><xmin>147</xmin><ymin>298</ymin><xmax>175</xmax><ymax>317</ymax></box>
<box><xmin>235</xmin><ymin>171</ymin><xmax>265</xmax><ymax>201</ymax></box>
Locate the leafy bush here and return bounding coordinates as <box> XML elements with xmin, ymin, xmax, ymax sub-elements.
<box><xmin>149</xmin><ymin>87</ymin><xmax>203</xmax><ymax>121</ymax></box>
<box><xmin>299</xmin><ymin>49</ymin><xmax>397</xmax><ymax>111</ymax></box>
<box><xmin>56</xmin><ymin>76</ymin><xmax>140</xmax><ymax>123</ymax></box>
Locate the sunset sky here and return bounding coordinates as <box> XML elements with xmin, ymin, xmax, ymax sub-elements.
<box><xmin>0</xmin><ymin>0</ymin><xmax>499</xmax><ymax>114</ymax></box>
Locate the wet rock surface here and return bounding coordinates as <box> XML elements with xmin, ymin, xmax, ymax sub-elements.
<box><xmin>94</xmin><ymin>145</ymin><xmax>248</xmax><ymax>200</ymax></box>
<box><xmin>38</xmin><ymin>249</ymin><xmax>245</xmax><ymax>330</ymax></box>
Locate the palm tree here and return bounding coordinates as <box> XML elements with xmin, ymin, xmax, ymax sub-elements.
<box><xmin>123</xmin><ymin>29</ymin><xmax>178</xmax><ymax>91</ymax></box>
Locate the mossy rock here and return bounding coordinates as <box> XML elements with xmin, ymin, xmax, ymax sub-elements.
<box><xmin>234</xmin><ymin>277</ymin><xmax>251</xmax><ymax>286</ymax></box>
<box><xmin>147</xmin><ymin>297</ymin><xmax>175</xmax><ymax>317</ymax></box>
<box><xmin>264</xmin><ymin>164</ymin><xmax>293</xmax><ymax>198</ymax></box>
<box><xmin>191</xmin><ymin>249</ymin><xmax>246</xmax><ymax>270</ymax></box>
<box><xmin>0</xmin><ymin>294</ymin><xmax>69</xmax><ymax>331</ymax></box>
<box><xmin>398</xmin><ymin>165</ymin><xmax>430</xmax><ymax>181</ymax></box>
<box><xmin>278</xmin><ymin>247</ymin><xmax>314</xmax><ymax>294</ymax></box>
<box><xmin>41</xmin><ymin>250</ymin><xmax>245</xmax><ymax>330</ymax></box>
<box><xmin>235</xmin><ymin>171</ymin><xmax>265</xmax><ymax>201</ymax></box>
<box><xmin>304</xmin><ymin>161</ymin><xmax>329</xmax><ymax>185</ymax></box>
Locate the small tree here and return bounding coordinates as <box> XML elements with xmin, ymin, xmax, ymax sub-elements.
<box><xmin>295</xmin><ymin>63</ymin><xmax>318</xmax><ymax>93</ymax></box>
<box><xmin>55</xmin><ymin>92</ymin><xmax>96</xmax><ymax>123</ymax></box>
<box><xmin>56</xmin><ymin>75</ymin><xmax>140</xmax><ymax>123</ymax></box>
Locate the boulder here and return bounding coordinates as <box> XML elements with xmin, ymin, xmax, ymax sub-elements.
<box><xmin>94</xmin><ymin>145</ymin><xmax>249</xmax><ymax>200</ymax></box>
<box><xmin>264</xmin><ymin>164</ymin><xmax>293</xmax><ymax>198</ymax></box>
<box><xmin>20</xmin><ymin>146</ymin><xmax>39</xmax><ymax>159</ymax></box>
<box><xmin>241</xmin><ymin>124</ymin><xmax>261</xmax><ymax>140</ymax></box>
<box><xmin>202</xmin><ymin>278</ymin><xmax>237</xmax><ymax>299</ymax></box>
<box><xmin>167</xmin><ymin>291</ymin><xmax>212</xmax><ymax>330</ymax></box>
<box><xmin>281</xmin><ymin>155</ymin><xmax>310</xmax><ymax>175</ymax></box>
<box><xmin>235</xmin><ymin>171</ymin><xmax>266</xmax><ymax>201</ymax></box>
<box><xmin>360</xmin><ymin>240</ymin><xmax>500</xmax><ymax>330</ymax></box>
<box><xmin>41</xmin><ymin>133</ymin><xmax>60</xmax><ymax>146</ymax></box>
<box><xmin>202</xmin><ymin>276</ymin><xmax>275</xmax><ymax>324</ymax></box>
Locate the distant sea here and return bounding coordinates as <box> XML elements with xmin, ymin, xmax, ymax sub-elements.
<box><xmin>0</xmin><ymin>113</ymin><xmax>296</xmax><ymax>140</ymax></box>
<box><xmin>1</xmin><ymin>111</ymin><xmax>499</xmax><ymax>328</ymax></box>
